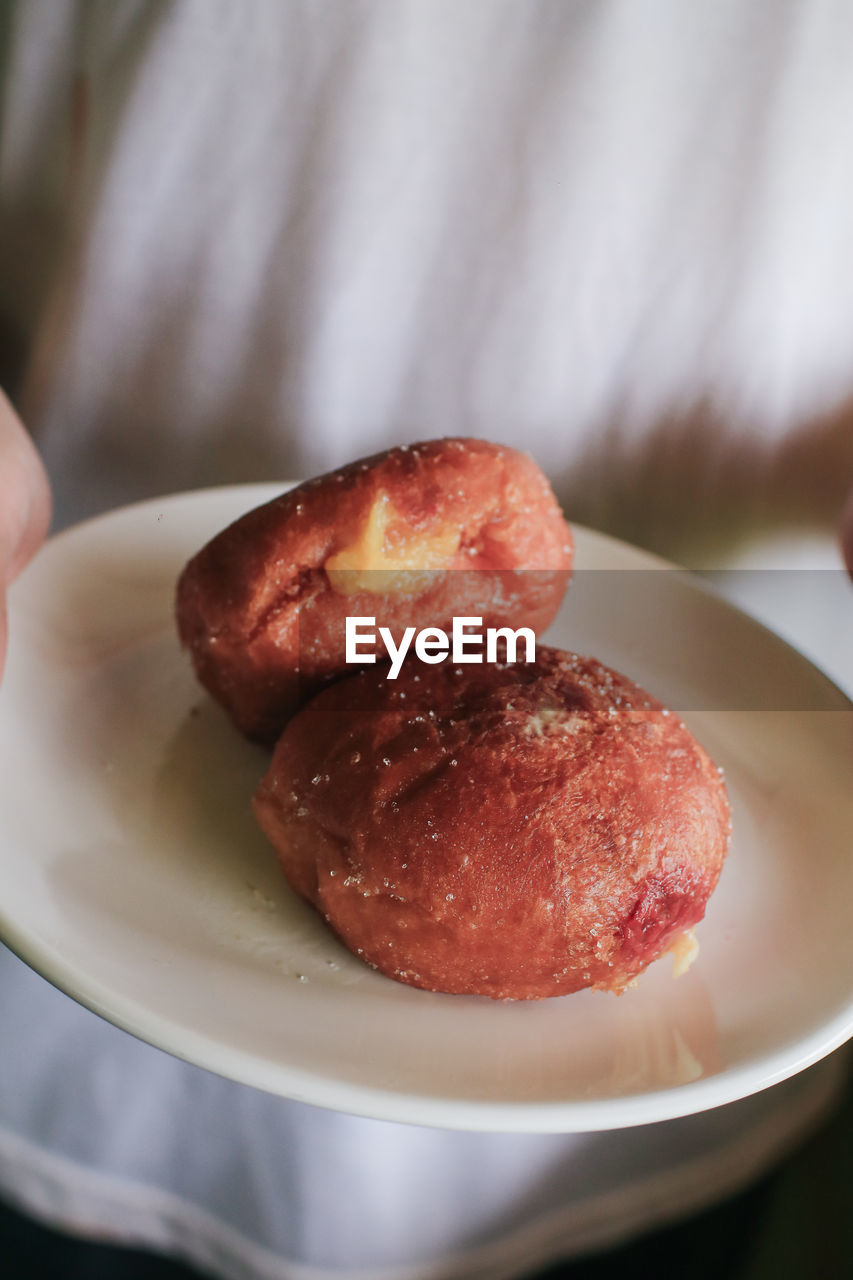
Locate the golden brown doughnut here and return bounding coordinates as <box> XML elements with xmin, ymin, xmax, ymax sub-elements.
<box><xmin>253</xmin><ymin>648</ymin><xmax>731</xmax><ymax>1000</ymax></box>
<box><xmin>176</xmin><ymin>439</ymin><xmax>572</xmax><ymax>741</ymax></box>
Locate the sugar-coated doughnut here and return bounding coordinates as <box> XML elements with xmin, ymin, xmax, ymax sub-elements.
<box><xmin>176</xmin><ymin>439</ymin><xmax>572</xmax><ymax>741</ymax></box>
<box><xmin>253</xmin><ymin>648</ymin><xmax>731</xmax><ymax>1000</ymax></box>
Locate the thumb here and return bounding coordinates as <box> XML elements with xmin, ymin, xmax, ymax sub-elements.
<box><xmin>0</xmin><ymin>389</ymin><xmax>51</xmax><ymax>587</ymax></box>
<box><xmin>0</xmin><ymin>390</ymin><xmax>51</xmax><ymax>685</ymax></box>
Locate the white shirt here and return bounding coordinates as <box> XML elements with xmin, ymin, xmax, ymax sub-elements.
<box><xmin>0</xmin><ymin>2</ymin><xmax>850</xmax><ymax>1276</ymax></box>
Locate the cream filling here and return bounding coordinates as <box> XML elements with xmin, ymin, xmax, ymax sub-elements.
<box><xmin>325</xmin><ymin>493</ymin><xmax>460</xmax><ymax>595</ymax></box>
<box><xmin>669</xmin><ymin>928</ymin><xmax>699</xmax><ymax>978</ymax></box>
<box><xmin>524</xmin><ymin>707</ymin><xmax>586</xmax><ymax>736</ymax></box>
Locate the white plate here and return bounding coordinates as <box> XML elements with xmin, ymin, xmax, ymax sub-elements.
<box><xmin>1</xmin><ymin>484</ymin><xmax>851</xmax><ymax>1133</ymax></box>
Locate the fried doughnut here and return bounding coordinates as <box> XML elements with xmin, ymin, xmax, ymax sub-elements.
<box><xmin>176</xmin><ymin>439</ymin><xmax>572</xmax><ymax>741</ymax></box>
<box><xmin>253</xmin><ymin>648</ymin><xmax>731</xmax><ymax>1000</ymax></box>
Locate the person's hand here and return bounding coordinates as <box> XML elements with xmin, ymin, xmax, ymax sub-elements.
<box><xmin>0</xmin><ymin>390</ymin><xmax>51</xmax><ymax>679</ymax></box>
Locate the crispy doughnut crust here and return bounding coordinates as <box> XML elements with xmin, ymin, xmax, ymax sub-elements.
<box><xmin>253</xmin><ymin>648</ymin><xmax>731</xmax><ymax>1000</ymax></box>
<box><xmin>176</xmin><ymin>438</ymin><xmax>572</xmax><ymax>741</ymax></box>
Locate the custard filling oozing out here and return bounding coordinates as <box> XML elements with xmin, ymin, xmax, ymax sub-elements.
<box><xmin>325</xmin><ymin>494</ymin><xmax>461</xmax><ymax>595</ymax></box>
